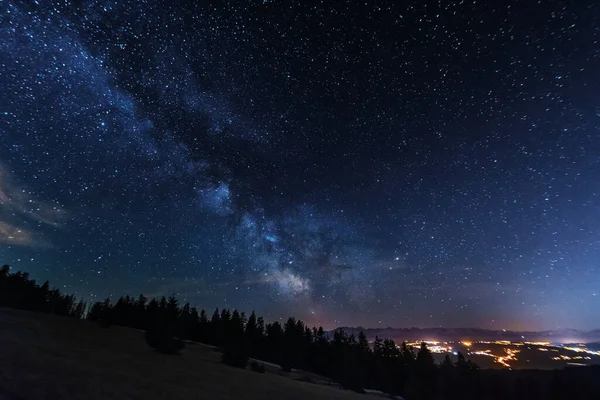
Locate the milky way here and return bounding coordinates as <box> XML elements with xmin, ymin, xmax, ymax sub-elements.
<box><xmin>1</xmin><ymin>0</ymin><xmax>599</xmax><ymax>330</ymax></box>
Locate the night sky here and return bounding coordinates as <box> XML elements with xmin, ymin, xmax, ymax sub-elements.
<box><xmin>1</xmin><ymin>0</ymin><xmax>599</xmax><ymax>331</ymax></box>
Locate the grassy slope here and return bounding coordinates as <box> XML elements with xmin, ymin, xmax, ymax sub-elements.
<box><xmin>0</xmin><ymin>308</ymin><xmax>369</xmax><ymax>400</ymax></box>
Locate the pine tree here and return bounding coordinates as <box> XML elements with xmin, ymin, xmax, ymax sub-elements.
<box><xmin>265</xmin><ymin>322</ymin><xmax>284</xmax><ymax>364</ymax></box>
<box><xmin>87</xmin><ymin>301</ymin><xmax>103</xmax><ymax>321</ymax></box>
<box><xmin>71</xmin><ymin>298</ymin><xmax>86</xmax><ymax>319</ymax></box>
<box><xmin>281</xmin><ymin>317</ymin><xmax>301</xmax><ymax>371</ymax></box>
<box><xmin>135</xmin><ymin>294</ymin><xmax>147</xmax><ymax>329</ymax></box>
<box><xmin>219</xmin><ymin>308</ymin><xmax>231</xmax><ymax>346</ymax></box>
<box><xmin>400</xmin><ymin>341</ymin><xmax>415</xmax><ymax>368</ymax></box>
<box><xmin>245</xmin><ymin>311</ymin><xmax>259</xmax><ymax>356</ymax></box>
<box><xmin>441</xmin><ymin>354</ymin><xmax>454</xmax><ymax>370</ymax></box>
<box><xmin>373</xmin><ymin>336</ymin><xmax>384</xmax><ymax>355</ymax></box>
<box><xmin>221</xmin><ymin>309</ymin><xmax>249</xmax><ymax>368</ymax></box>
<box><xmin>415</xmin><ymin>342</ymin><xmax>437</xmax><ymax>399</ymax></box>
<box><xmin>98</xmin><ymin>297</ymin><xmax>112</xmax><ymax>327</ymax></box>
<box><xmin>357</xmin><ymin>331</ymin><xmax>370</xmax><ymax>353</ymax></box>
<box><xmin>197</xmin><ymin>308</ymin><xmax>208</xmax><ymax>343</ymax></box>
<box><xmin>209</xmin><ymin>308</ymin><xmax>220</xmax><ymax>345</ymax></box>
<box><xmin>145</xmin><ymin>295</ymin><xmax>184</xmax><ymax>355</ymax></box>
<box><xmin>158</xmin><ymin>296</ymin><xmax>167</xmax><ymax>311</ymax></box>
<box><xmin>456</xmin><ymin>351</ymin><xmax>479</xmax><ymax>373</ymax></box>
<box><xmin>416</xmin><ymin>342</ymin><xmax>435</xmax><ymax>370</ymax></box>
<box><xmin>166</xmin><ymin>295</ymin><xmax>179</xmax><ymax>321</ymax></box>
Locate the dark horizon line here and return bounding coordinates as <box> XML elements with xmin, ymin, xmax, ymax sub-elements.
<box><xmin>4</xmin><ymin>264</ymin><xmax>597</xmax><ymax>335</ymax></box>
<box><xmin>333</xmin><ymin>326</ymin><xmax>600</xmax><ymax>334</ymax></box>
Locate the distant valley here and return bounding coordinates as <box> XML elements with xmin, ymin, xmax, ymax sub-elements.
<box><xmin>333</xmin><ymin>327</ymin><xmax>600</xmax><ymax>369</ymax></box>
<box><xmin>334</xmin><ymin>327</ymin><xmax>600</xmax><ymax>344</ymax></box>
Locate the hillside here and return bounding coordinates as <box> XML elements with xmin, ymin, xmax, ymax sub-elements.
<box><xmin>0</xmin><ymin>308</ymin><xmax>374</xmax><ymax>400</ymax></box>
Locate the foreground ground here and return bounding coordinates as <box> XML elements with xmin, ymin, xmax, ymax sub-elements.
<box><xmin>0</xmin><ymin>308</ymin><xmax>374</xmax><ymax>400</ymax></box>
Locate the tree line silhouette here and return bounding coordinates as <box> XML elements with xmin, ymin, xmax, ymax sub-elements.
<box><xmin>0</xmin><ymin>265</ymin><xmax>87</xmax><ymax>318</ymax></box>
<box><xmin>86</xmin><ymin>290</ymin><xmax>468</xmax><ymax>396</ymax></box>
<box><xmin>2</xmin><ymin>264</ymin><xmax>599</xmax><ymax>400</ymax></box>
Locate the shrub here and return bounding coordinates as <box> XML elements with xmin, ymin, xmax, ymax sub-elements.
<box><xmin>250</xmin><ymin>361</ymin><xmax>266</xmax><ymax>373</ymax></box>
<box><xmin>221</xmin><ymin>342</ymin><xmax>249</xmax><ymax>368</ymax></box>
<box><xmin>97</xmin><ymin>305</ymin><xmax>112</xmax><ymax>328</ymax></box>
<box><xmin>297</xmin><ymin>375</ymin><xmax>314</xmax><ymax>383</ymax></box>
<box><xmin>145</xmin><ymin>325</ymin><xmax>185</xmax><ymax>354</ymax></box>
<box><xmin>99</xmin><ymin>315</ymin><xmax>112</xmax><ymax>328</ymax></box>
<box><xmin>281</xmin><ymin>365</ymin><xmax>292</xmax><ymax>373</ymax></box>
<box><xmin>280</xmin><ymin>353</ymin><xmax>293</xmax><ymax>372</ymax></box>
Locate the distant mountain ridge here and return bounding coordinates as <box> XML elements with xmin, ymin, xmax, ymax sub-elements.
<box><xmin>332</xmin><ymin>327</ymin><xmax>600</xmax><ymax>344</ymax></box>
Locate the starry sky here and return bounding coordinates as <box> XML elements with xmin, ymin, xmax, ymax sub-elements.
<box><xmin>1</xmin><ymin>0</ymin><xmax>599</xmax><ymax>331</ymax></box>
